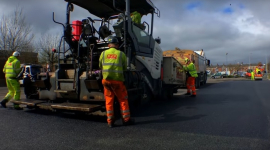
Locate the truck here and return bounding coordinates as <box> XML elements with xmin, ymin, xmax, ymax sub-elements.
<box><xmin>246</xmin><ymin>67</ymin><xmax>263</xmax><ymax>80</ymax></box>
<box><xmin>10</xmin><ymin>0</ymin><xmax>188</xmax><ymax>114</ymax></box>
<box><xmin>245</xmin><ymin>69</ymin><xmax>252</xmax><ymax>78</ymax></box>
<box><xmin>163</xmin><ymin>48</ymin><xmax>210</xmax><ymax>88</ymax></box>
<box><xmin>254</xmin><ymin>67</ymin><xmax>263</xmax><ymax>80</ymax></box>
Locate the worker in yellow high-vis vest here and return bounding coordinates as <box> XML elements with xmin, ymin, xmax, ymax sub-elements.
<box><xmin>256</xmin><ymin>67</ymin><xmax>261</xmax><ymax>74</ymax></box>
<box><xmin>183</xmin><ymin>58</ymin><xmax>198</xmax><ymax>97</ymax></box>
<box><xmin>131</xmin><ymin>11</ymin><xmax>146</xmax><ymax>30</ymax></box>
<box><xmin>251</xmin><ymin>70</ymin><xmax>255</xmax><ymax>80</ymax></box>
<box><xmin>99</xmin><ymin>36</ymin><xmax>135</xmax><ymax>128</ymax></box>
<box><xmin>1</xmin><ymin>51</ymin><xmax>22</xmax><ymax>110</ymax></box>
<box><xmin>131</xmin><ymin>11</ymin><xmax>142</xmax><ymax>24</ymax></box>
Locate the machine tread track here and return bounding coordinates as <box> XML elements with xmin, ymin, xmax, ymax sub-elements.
<box><xmin>10</xmin><ymin>100</ymin><xmax>103</xmax><ymax>113</ymax></box>
<box><xmin>10</xmin><ymin>99</ymin><xmax>46</xmax><ymax>107</ymax></box>
<box><xmin>50</xmin><ymin>103</ymin><xmax>102</xmax><ymax>112</ymax></box>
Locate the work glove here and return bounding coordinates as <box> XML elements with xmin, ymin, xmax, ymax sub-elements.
<box><xmin>16</xmin><ymin>74</ymin><xmax>23</xmax><ymax>79</ymax></box>
<box><xmin>179</xmin><ymin>69</ymin><xmax>184</xmax><ymax>73</ymax></box>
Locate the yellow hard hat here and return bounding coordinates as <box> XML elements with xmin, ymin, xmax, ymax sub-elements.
<box><xmin>184</xmin><ymin>58</ymin><xmax>190</xmax><ymax>62</ymax></box>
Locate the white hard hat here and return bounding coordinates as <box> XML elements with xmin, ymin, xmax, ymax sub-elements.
<box><xmin>12</xmin><ymin>51</ymin><xmax>20</xmax><ymax>57</ymax></box>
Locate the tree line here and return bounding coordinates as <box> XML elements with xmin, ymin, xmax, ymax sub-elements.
<box><xmin>0</xmin><ymin>7</ymin><xmax>60</xmax><ymax>68</ymax></box>
<box><xmin>209</xmin><ymin>61</ymin><xmax>268</xmax><ymax>73</ymax></box>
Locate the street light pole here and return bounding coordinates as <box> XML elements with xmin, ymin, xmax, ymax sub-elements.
<box><xmin>249</xmin><ymin>54</ymin><xmax>250</xmax><ymax>69</ymax></box>
<box><xmin>266</xmin><ymin>55</ymin><xmax>268</xmax><ymax>73</ymax></box>
<box><xmin>226</xmin><ymin>53</ymin><xmax>228</xmax><ymax>74</ymax></box>
<box><xmin>249</xmin><ymin>53</ymin><xmax>252</xmax><ymax>69</ymax></box>
<box><xmin>266</xmin><ymin>55</ymin><xmax>268</xmax><ymax>79</ymax></box>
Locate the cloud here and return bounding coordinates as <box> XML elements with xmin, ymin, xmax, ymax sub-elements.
<box><xmin>0</xmin><ymin>0</ymin><xmax>270</xmax><ymax>65</ymax></box>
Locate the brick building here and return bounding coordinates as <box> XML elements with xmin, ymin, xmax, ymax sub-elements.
<box><xmin>207</xmin><ymin>64</ymin><xmax>265</xmax><ymax>75</ymax></box>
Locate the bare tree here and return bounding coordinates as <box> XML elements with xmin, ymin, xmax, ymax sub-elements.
<box><xmin>0</xmin><ymin>7</ymin><xmax>34</xmax><ymax>59</ymax></box>
<box><xmin>36</xmin><ymin>33</ymin><xmax>61</xmax><ymax>71</ymax></box>
<box><xmin>234</xmin><ymin>64</ymin><xmax>242</xmax><ymax>72</ymax></box>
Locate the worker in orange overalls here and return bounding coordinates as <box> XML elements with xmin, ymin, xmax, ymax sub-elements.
<box><xmin>99</xmin><ymin>36</ymin><xmax>135</xmax><ymax>128</ymax></box>
<box><xmin>1</xmin><ymin>51</ymin><xmax>22</xmax><ymax>109</ymax></box>
<box><xmin>183</xmin><ymin>58</ymin><xmax>198</xmax><ymax>97</ymax></box>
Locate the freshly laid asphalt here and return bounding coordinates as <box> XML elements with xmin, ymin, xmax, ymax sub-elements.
<box><xmin>0</xmin><ymin>77</ymin><xmax>270</xmax><ymax>150</ymax></box>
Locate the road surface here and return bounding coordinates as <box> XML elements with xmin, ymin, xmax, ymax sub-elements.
<box><xmin>0</xmin><ymin>78</ymin><xmax>270</xmax><ymax>150</ymax></box>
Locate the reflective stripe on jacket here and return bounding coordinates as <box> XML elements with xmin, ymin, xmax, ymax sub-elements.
<box><xmin>99</xmin><ymin>48</ymin><xmax>127</xmax><ymax>81</ymax></box>
<box><xmin>183</xmin><ymin>63</ymin><xmax>198</xmax><ymax>77</ymax></box>
<box><xmin>3</xmin><ymin>56</ymin><xmax>21</xmax><ymax>78</ymax></box>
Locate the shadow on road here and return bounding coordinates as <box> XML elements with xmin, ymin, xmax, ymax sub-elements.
<box><xmin>22</xmin><ymin>96</ymin><xmax>207</xmax><ymax>124</ymax></box>
<box><xmin>199</xmin><ymin>82</ymin><xmax>218</xmax><ymax>88</ymax></box>
<box><xmin>19</xmin><ymin>81</ymin><xmax>223</xmax><ymax>124</ymax></box>
<box><xmin>131</xmin><ymin>79</ymin><xmax>252</xmax><ymax>125</ymax></box>
<box><xmin>24</xmin><ymin>109</ymin><xmax>108</xmax><ymax>123</ymax></box>
<box><xmin>18</xmin><ymin>79</ymin><xmax>251</xmax><ymax>125</ymax></box>
<box><xmin>135</xmin><ymin>113</ymin><xmax>206</xmax><ymax>125</ymax></box>
<box><xmin>131</xmin><ymin>95</ymin><xmax>207</xmax><ymax>123</ymax></box>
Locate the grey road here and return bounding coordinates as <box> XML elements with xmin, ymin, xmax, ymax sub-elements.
<box><xmin>0</xmin><ymin>78</ymin><xmax>270</xmax><ymax>150</ymax></box>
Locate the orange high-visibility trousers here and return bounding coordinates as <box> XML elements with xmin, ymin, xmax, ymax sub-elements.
<box><xmin>186</xmin><ymin>77</ymin><xmax>196</xmax><ymax>95</ymax></box>
<box><xmin>102</xmin><ymin>79</ymin><xmax>130</xmax><ymax>124</ymax></box>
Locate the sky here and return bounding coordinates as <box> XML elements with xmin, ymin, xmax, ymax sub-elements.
<box><xmin>1</xmin><ymin>0</ymin><xmax>270</xmax><ymax>65</ymax></box>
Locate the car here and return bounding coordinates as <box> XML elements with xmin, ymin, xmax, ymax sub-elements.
<box><xmin>241</xmin><ymin>72</ymin><xmax>246</xmax><ymax>77</ymax></box>
<box><xmin>211</xmin><ymin>72</ymin><xmax>225</xmax><ymax>79</ymax></box>
<box><xmin>18</xmin><ymin>64</ymin><xmax>43</xmax><ymax>85</ymax></box>
<box><xmin>222</xmin><ymin>74</ymin><xmax>229</xmax><ymax>78</ymax></box>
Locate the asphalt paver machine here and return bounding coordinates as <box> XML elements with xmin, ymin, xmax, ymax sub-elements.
<box><xmin>11</xmin><ymin>0</ymin><xmax>184</xmax><ymax>114</ymax></box>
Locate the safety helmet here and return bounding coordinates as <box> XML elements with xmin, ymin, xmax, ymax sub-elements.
<box><xmin>108</xmin><ymin>36</ymin><xmax>119</xmax><ymax>44</ymax></box>
<box><xmin>12</xmin><ymin>51</ymin><xmax>20</xmax><ymax>57</ymax></box>
<box><xmin>184</xmin><ymin>58</ymin><xmax>190</xmax><ymax>63</ymax></box>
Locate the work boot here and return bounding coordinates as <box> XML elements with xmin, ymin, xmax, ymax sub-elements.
<box><xmin>108</xmin><ymin>123</ymin><xmax>115</xmax><ymax>128</ymax></box>
<box><xmin>14</xmin><ymin>107</ymin><xmax>23</xmax><ymax>110</ymax></box>
<box><xmin>13</xmin><ymin>104</ymin><xmax>23</xmax><ymax>110</ymax></box>
<box><xmin>108</xmin><ymin>120</ymin><xmax>115</xmax><ymax>128</ymax></box>
<box><xmin>190</xmin><ymin>95</ymin><xmax>196</xmax><ymax>97</ymax></box>
<box><xmin>184</xmin><ymin>93</ymin><xmax>191</xmax><ymax>95</ymax></box>
<box><xmin>123</xmin><ymin>118</ymin><xmax>135</xmax><ymax>126</ymax></box>
<box><xmin>0</xmin><ymin>99</ymin><xmax>8</xmax><ymax>108</ymax></box>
